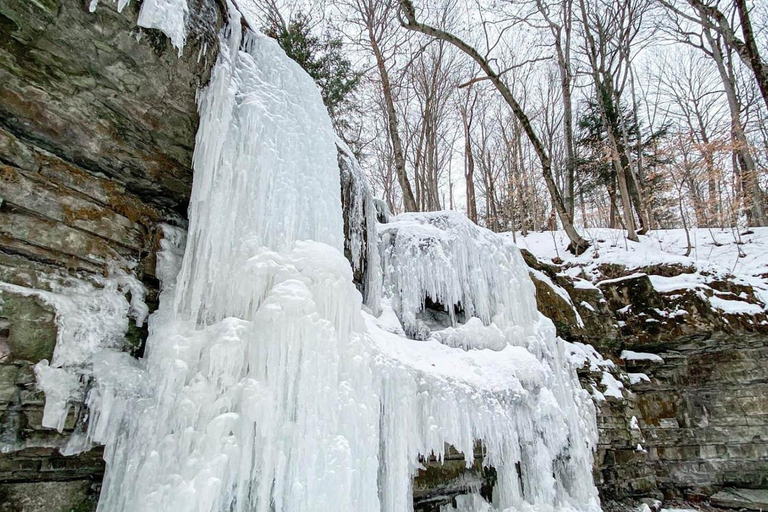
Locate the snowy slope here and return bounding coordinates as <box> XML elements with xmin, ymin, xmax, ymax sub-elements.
<box><xmin>513</xmin><ymin>227</ymin><xmax>768</xmax><ymax>313</ymax></box>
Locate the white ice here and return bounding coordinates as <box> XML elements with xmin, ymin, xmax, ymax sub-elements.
<box><xmin>30</xmin><ymin>3</ymin><xmax>603</xmax><ymax>512</ymax></box>
<box><xmin>88</xmin><ymin>0</ymin><xmax>188</xmax><ymax>54</ymax></box>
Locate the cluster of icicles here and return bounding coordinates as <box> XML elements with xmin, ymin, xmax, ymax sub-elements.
<box><xmin>34</xmin><ymin>2</ymin><xmax>603</xmax><ymax>512</ymax></box>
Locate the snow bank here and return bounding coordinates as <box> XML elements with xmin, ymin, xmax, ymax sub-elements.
<box><xmin>515</xmin><ymin>227</ymin><xmax>768</xmax><ymax>315</ymax></box>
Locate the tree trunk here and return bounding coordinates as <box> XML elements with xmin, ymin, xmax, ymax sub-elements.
<box><xmin>399</xmin><ymin>1</ymin><xmax>589</xmax><ymax>253</ymax></box>
<box><xmin>460</xmin><ymin>106</ymin><xmax>478</xmax><ymax>224</ymax></box>
<box><xmin>703</xmin><ymin>24</ymin><xmax>766</xmax><ymax>226</ymax></box>
<box><xmin>733</xmin><ymin>0</ymin><xmax>768</xmax><ymax>113</ymax></box>
<box><xmin>369</xmin><ymin>35</ymin><xmax>418</xmax><ymax>212</ymax></box>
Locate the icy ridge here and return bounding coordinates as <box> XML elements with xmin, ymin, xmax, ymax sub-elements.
<box><xmin>379</xmin><ymin>211</ymin><xmax>542</xmax><ymax>349</ymax></box>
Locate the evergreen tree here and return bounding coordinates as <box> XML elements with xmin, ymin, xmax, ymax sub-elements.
<box><xmin>265</xmin><ymin>12</ymin><xmax>360</xmax><ymax>122</ymax></box>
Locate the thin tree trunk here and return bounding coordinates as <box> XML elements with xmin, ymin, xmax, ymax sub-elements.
<box><xmin>578</xmin><ymin>0</ymin><xmax>639</xmax><ymax>240</ymax></box>
<box><xmin>460</xmin><ymin>105</ymin><xmax>478</xmax><ymax>224</ymax></box>
<box><xmin>702</xmin><ymin>23</ymin><xmax>766</xmax><ymax>226</ymax></box>
<box><xmin>399</xmin><ymin>1</ymin><xmax>589</xmax><ymax>253</ymax></box>
<box><xmin>369</xmin><ymin>35</ymin><xmax>418</xmax><ymax>212</ymax></box>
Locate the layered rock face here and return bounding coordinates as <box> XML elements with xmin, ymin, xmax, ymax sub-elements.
<box><xmin>528</xmin><ymin>260</ymin><xmax>768</xmax><ymax>503</ymax></box>
<box><xmin>0</xmin><ymin>1</ymin><xmax>221</xmax><ymax>509</ymax></box>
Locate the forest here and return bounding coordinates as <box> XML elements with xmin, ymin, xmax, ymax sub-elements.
<box><xmin>253</xmin><ymin>0</ymin><xmax>768</xmax><ymax>254</ymax></box>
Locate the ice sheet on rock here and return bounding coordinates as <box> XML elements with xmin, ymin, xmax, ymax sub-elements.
<box><xmin>137</xmin><ymin>0</ymin><xmax>189</xmax><ymax>53</ymax></box>
<box><xmin>379</xmin><ymin>211</ymin><xmax>541</xmax><ymax>348</ymax></box>
<box><xmin>33</xmin><ymin>362</ymin><xmax>83</xmax><ymax>432</ymax></box>
<box><xmin>88</xmin><ymin>0</ymin><xmax>188</xmax><ymax>54</ymax></box>
<box><xmin>374</xmin><ymin>197</ymin><xmax>392</xmax><ymax>223</ymax></box>
<box><xmin>1</xmin><ymin>269</ymin><xmax>147</xmax><ymax>431</ymax></box>
<box><xmin>337</xmin><ymin>139</ymin><xmax>382</xmax><ymax>313</ymax></box>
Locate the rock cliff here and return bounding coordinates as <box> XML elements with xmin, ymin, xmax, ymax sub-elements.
<box><xmin>1</xmin><ymin>1</ymin><xmax>220</xmax><ymax>509</ymax></box>
<box><xmin>1</xmin><ymin>1</ymin><xmax>766</xmax><ymax>511</ymax></box>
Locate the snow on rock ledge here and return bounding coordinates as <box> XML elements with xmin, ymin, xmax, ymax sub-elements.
<box><xmin>379</xmin><ymin>211</ymin><xmax>542</xmax><ymax>349</ymax></box>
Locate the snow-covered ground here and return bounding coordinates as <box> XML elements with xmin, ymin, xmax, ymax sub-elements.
<box><xmin>512</xmin><ymin>227</ymin><xmax>768</xmax><ymax>312</ymax></box>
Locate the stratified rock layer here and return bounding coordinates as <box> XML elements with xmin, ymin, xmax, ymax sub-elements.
<box><xmin>530</xmin><ymin>258</ymin><xmax>768</xmax><ymax>504</ymax></box>
<box><xmin>0</xmin><ymin>1</ymin><xmax>222</xmax><ymax>509</ymax></box>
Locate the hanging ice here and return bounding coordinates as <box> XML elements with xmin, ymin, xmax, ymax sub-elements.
<box><xmin>31</xmin><ymin>3</ymin><xmax>603</xmax><ymax>512</ymax></box>
<box><xmin>338</xmin><ymin>139</ymin><xmax>382</xmax><ymax>313</ymax></box>
<box><xmin>378</xmin><ymin>211</ymin><xmax>543</xmax><ymax>348</ymax></box>
<box><xmin>88</xmin><ymin>0</ymin><xmax>188</xmax><ymax>53</ymax></box>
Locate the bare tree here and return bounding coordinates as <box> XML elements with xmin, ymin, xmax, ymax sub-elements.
<box><xmin>348</xmin><ymin>0</ymin><xmax>419</xmax><ymax>212</ymax></box>
<box><xmin>534</xmin><ymin>0</ymin><xmax>577</xmax><ymax>220</ymax></box>
<box><xmin>398</xmin><ymin>0</ymin><xmax>590</xmax><ymax>253</ymax></box>
<box><xmin>661</xmin><ymin>0</ymin><xmax>768</xmax><ymax>113</ymax></box>
<box><xmin>577</xmin><ymin>0</ymin><xmax>655</xmax><ymax>240</ymax></box>
<box><xmin>459</xmin><ymin>85</ymin><xmax>479</xmax><ymax>223</ymax></box>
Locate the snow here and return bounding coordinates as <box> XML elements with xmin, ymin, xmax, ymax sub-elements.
<box><xmin>596</xmin><ymin>273</ymin><xmax>648</xmax><ymax>286</ymax></box>
<box><xmin>564</xmin><ymin>341</ymin><xmax>615</xmax><ymax>372</ymax></box>
<box><xmin>620</xmin><ymin>351</ymin><xmax>665</xmax><ymax>363</ymax></box>
<box><xmin>709</xmin><ymin>295</ymin><xmax>764</xmax><ymax>315</ymax></box>
<box><xmin>628</xmin><ymin>373</ymin><xmax>651</xmax><ymax>385</ymax></box>
<box><xmin>600</xmin><ymin>372</ymin><xmax>624</xmax><ymax>399</ymax></box>
<box><xmin>28</xmin><ymin>4</ymin><xmax>602</xmax><ymax>512</ymax></box>
<box><xmin>562</xmin><ymin>341</ymin><xmax>629</xmax><ymax>404</ymax></box>
<box><xmin>514</xmin><ymin>227</ymin><xmax>768</xmax><ymax>315</ymax></box>
<box><xmin>88</xmin><ymin>0</ymin><xmax>188</xmax><ymax>53</ymax></box>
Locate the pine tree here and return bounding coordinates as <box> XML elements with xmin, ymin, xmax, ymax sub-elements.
<box><xmin>265</xmin><ymin>12</ymin><xmax>360</xmax><ymax>122</ymax></box>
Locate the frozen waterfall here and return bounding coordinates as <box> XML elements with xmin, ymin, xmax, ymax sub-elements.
<box><xmin>32</xmin><ymin>3</ymin><xmax>602</xmax><ymax>512</ymax></box>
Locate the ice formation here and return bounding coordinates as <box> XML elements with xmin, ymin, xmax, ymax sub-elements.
<box><xmin>379</xmin><ymin>211</ymin><xmax>544</xmax><ymax>348</ymax></box>
<box><xmin>338</xmin><ymin>139</ymin><xmax>382</xmax><ymax>313</ymax></box>
<box><xmin>0</xmin><ymin>268</ymin><xmax>146</xmax><ymax>435</ymax></box>
<box><xmin>88</xmin><ymin>0</ymin><xmax>188</xmax><ymax>53</ymax></box>
<box><xmin>26</xmin><ymin>2</ymin><xmax>602</xmax><ymax>511</ymax></box>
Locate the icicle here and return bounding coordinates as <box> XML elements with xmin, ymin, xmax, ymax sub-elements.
<box><xmin>337</xmin><ymin>139</ymin><xmax>382</xmax><ymax>314</ymax></box>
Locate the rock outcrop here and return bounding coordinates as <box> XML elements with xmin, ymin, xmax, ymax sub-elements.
<box><xmin>0</xmin><ymin>1</ymin><xmax>222</xmax><ymax>509</ymax></box>
<box><xmin>528</xmin><ymin>256</ymin><xmax>768</xmax><ymax>506</ymax></box>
